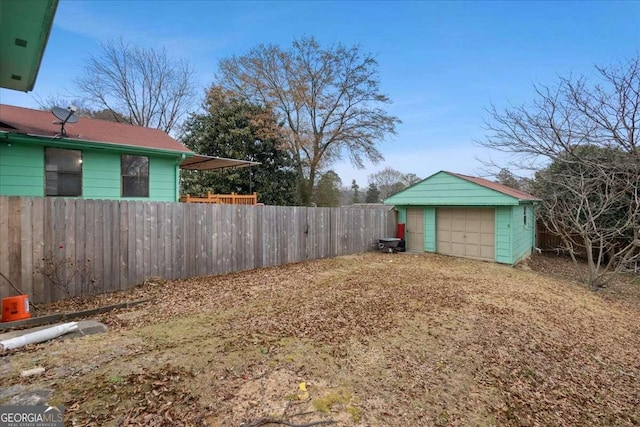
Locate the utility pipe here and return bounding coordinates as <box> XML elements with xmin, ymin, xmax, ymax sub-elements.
<box><xmin>0</xmin><ymin>322</ymin><xmax>78</xmax><ymax>351</ymax></box>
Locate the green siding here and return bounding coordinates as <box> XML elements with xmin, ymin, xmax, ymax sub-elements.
<box><xmin>83</xmin><ymin>150</ymin><xmax>121</xmax><ymax>198</ymax></box>
<box><xmin>0</xmin><ymin>137</ymin><xmax>181</xmax><ymax>202</ymax></box>
<box><xmin>397</xmin><ymin>207</ymin><xmax>407</xmax><ymax>224</ymax></box>
<box><xmin>424</xmin><ymin>206</ymin><xmax>436</xmax><ymax>252</ymax></box>
<box><xmin>149</xmin><ymin>157</ymin><xmax>180</xmax><ymax>202</ymax></box>
<box><xmin>495</xmin><ymin>206</ymin><xmax>512</xmax><ymax>264</ymax></box>
<box><xmin>385</xmin><ymin>171</ymin><xmax>519</xmax><ymax>206</ymax></box>
<box><xmin>0</xmin><ymin>141</ymin><xmax>44</xmax><ymax>196</ymax></box>
<box><xmin>511</xmin><ymin>203</ymin><xmax>535</xmax><ymax>263</ymax></box>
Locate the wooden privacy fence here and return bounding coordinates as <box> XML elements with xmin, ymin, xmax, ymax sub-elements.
<box><xmin>536</xmin><ymin>220</ymin><xmax>565</xmax><ymax>250</ymax></box>
<box><xmin>0</xmin><ymin>197</ymin><xmax>395</xmax><ymax>303</ymax></box>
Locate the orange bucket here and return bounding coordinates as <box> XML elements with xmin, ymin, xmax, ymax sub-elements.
<box><xmin>1</xmin><ymin>295</ymin><xmax>31</xmax><ymax>322</ymax></box>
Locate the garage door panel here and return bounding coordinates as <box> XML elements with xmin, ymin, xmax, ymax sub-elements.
<box><xmin>466</xmin><ymin>244</ymin><xmax>480</xmax><ymax>258</ymax></box>
<box><xmin>451</xmin><ymin>231</ymin><xmax>466</xmax><ymax>242</ymax></box>
<box><xmin>480</xmin><ymin>233</ymin><xmax>494</xmax><ymax>245</ymax></box>
<box><xmin>465</xmin><ymin>233</ymin><xmax>480</xmax><ymax>244</ymax></box>
<box><xmin>451</xmin><ymin>242</ymin><xmax>465</xmax><ymax>256</ymax></box>
<box><xmin>480</xmin><ymin>246</ymin><xmax>494</xmax><ymax>259</ymax></box>
<box><xmin>437</xmin><ymin>241</ymin><xmax>451</xmax><ymax>253</ymax></box>
<box><xmin>452</xmin><ymin>210</ymin><xmax>466</xmax><ymax>219</ymax></box>
<box><xmin>452</xmin><ymin>219</ymin><xmax>466</xmax><ymax>231</ymax></box>
<box><xmin>480</xmin><ymin>220</ymin><xmax>494</xmax><ymax>232</ymax></box>
<box><xmin>437</xmin><ymin>207</ymin><xmax>495</xmax><ymax>261</ymax></box>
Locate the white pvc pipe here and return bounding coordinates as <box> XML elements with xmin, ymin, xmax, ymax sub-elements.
<box><xmin>0</xmin><ymin>322</ymin><xmax>78</xmax><ymax>351</ymax></box>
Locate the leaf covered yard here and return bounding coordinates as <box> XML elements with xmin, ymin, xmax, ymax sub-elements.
<box><xmin>1</xmin><ymin>253</ymin><xmax>639</xmax><ymax>426</ymax></box>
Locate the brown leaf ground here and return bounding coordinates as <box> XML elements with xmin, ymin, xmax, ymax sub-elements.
<box><xmin>1</xmin><ymin>253</ymin><xmax>639</xmax><ymax>426</ymax></box>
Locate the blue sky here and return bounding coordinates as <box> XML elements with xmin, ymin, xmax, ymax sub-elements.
<box><xmin>1</xmin><ymin>0</ymin><xmax>638</xmax><ymax>186</ymax></box>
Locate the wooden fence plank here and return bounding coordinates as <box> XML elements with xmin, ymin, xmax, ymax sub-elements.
<box><xmin>102</xmin><ymin>200</ymin><xmax>113</xmax><ymax>294</ymax></box>
<box><xmin>142</xmin><ymin>201</ymin><xmax>151</xmax><ymax>281</ymax></box>
<box><xmin>31</xmin><ymin>198</ymin><xmax>45</xmax><ymax>302</ymax></box>
<box><xmin>7</xmin><ymin>197</ymin><xmax>22</xmax><ymax>297</ymax></box>
<box><xmin>134</xmin><ymin>202</ymin><xmax>144</xmax><ymax>284</ymax></box>
<box><xmin>95</xmin><ymin>200</ymin><xmax>107</xmax><ymax>295</ymax></box>
<box><xmin>19</xmin><ymin>198</ymin><xmax>33</xmax><ymax>298</ymax></box>
<box><xmin>149</xmin><ymin>202</ymin><xmax>158</xmax><ymax>278</ymax></box>
<box><xmin>63</xmin><ymin>199</ymin><xmax>77</xmax><ymax>296</ymax></box>
<box><xmin>0</xmin><ymin>197</ymin><xmax>9</xmax><ymax>299</ymax></box>
<box><xmin>110</xmin><ymin>201</ymin><xmax>120</xmax><ymax>291</ymax></box>
<box><xmin>119</xmin><ymin>201</ymin><xmax>129</xmax><ymax>289</ymax></box>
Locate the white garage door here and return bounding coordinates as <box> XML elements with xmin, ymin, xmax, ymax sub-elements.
<box><xmin>436</xmin><ymin>208</ymin><xmax>495</xmax><ymax>260</ymax></box>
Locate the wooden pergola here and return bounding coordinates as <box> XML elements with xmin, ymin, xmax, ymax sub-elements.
<box><xmin>179</xmin><ymin>155</ymin><xmax>260</xmax><ymax>205</ymax></box>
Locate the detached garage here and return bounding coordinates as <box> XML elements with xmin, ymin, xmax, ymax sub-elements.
<box><xmin>384</xmin><ymin>171</ymin><xmax>540</xmax><ymax>265</ymax></box>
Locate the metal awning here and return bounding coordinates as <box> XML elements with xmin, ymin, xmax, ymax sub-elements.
<box><xmin>179</xmin><ymin>155</ymin><xmax>260</xmax><ymax>171</ymax></box>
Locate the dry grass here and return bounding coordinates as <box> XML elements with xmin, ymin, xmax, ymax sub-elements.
<box><xmin>1</xmin><ymin>252</ymin><xmax>639</xmax><ymax>426</ymax></box>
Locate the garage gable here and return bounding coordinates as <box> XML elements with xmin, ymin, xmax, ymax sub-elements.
<box><xmin>384</xmin><ymin>171</ymin><xmax>534</xmax><ymax>206</ymax></box>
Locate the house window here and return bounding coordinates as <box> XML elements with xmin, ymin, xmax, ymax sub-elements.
<box><xmin>523</xmin><ymin>206</ymin><xmax>527</xmax><ymax>225</ymax></box>
<box><xmin>121</xmin><ymin>155</ymin><xmax>149</xmax><ymax>197</ymax></box>
<box><xmin>45</xmin><ymin>148</ymin><xmax>82</xmax><ymax>196</ymax></box>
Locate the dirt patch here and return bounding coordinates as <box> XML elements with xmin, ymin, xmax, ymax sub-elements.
<box><xmin>1</xmin><ymin>252</ymin><xmax>639</xmax><ymax>426</ymax></box>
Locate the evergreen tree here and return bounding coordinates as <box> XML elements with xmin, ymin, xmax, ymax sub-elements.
<box><xmin>351</xmin><ymin>180</ymin><xmax>360</xmax><ymax>204</ymax></box>
<box><xmin>180</xmin><ymin>86</ymin><xmax>299</xmax><ymax>206</ymax></box>
<box><xmin>365</xmin><ymin>183</ymin><xmax>381</xmax><ymax>203</ymax></box>
<box><xmin>315</xmin><ymin>171</ymin><xmax>342</xmax><ymax>207</ymax></box>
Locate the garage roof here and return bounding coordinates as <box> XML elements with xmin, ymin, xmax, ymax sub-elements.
<box><xmin>383</xmin><ymin>170</ymin><xmax>540</xmax><ymax>206</ymax></box>
<box><xmin>446</xmin><ymin>172</ymin><xmax>540</xmax><ymax>201</ymax></box>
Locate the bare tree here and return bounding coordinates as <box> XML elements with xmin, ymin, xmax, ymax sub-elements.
<box><xmin>495</xmin><ymin>168</ymin><xmax>522</xmax><ymax>190</ymax></box>
<box><xmin>75</xmin><ymin>39</ymin><xmax>197</xmax><ymax>134</ymax></box>
<box><xmin>215</xmin><ymin>37</ymin><xmax>400</xmax><ymax>205</ymax></box>
<box><xmin>402</xmin><ymin>173</ymin><xmax>422</xmax><ymax>187</ymax></box>
<box><xmin>480</xmin><ymin>54</ymin><xmax>640</xmax><ymax>288</ymax></box>
<box><xmin>34</xmin><ymin>94</ymin><xmax>126</xmax><ymax>122</ymax></box>
<box><xmin>368</xmin><ymin>167</ymin><xmax>406</xmax><ymax>200</ymax></box>
<box><xmin>368</xmin><ymin>167</ymin><xmax>421</xmax><ymax>200</ymax></box>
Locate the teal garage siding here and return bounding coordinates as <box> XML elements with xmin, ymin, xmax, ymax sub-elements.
<box><xmin>511</xmin><ymin>204</ymin><xmax>535</xmax><ymax>263</ymax></box>
<box><xmin>424</xmin><ymin>206</ymin><xmax>436</xmax><ymax>252</ymax></box>
<box><xmin>384</xmin><ymin>171</ymin><xmax>540</xmax><ymax>265</ymax></box>
<box><xmin>397</xmin><ymin>207</ymin><xmax>407</xmax><ymax>224</ymax></box>
<box><xmin>494</xmin><ymin>206</ymin><xmax>513</xmax><ymax>264</ymax></box>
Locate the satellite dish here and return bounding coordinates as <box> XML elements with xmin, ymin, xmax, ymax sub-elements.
<box><xmin>51</xmin><ymin>106</ymin><xmax>79</xmax><ymax>137</ymax></box>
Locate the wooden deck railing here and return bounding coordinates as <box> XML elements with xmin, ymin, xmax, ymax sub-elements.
<box><xmin>179</xmin><ymin>192</ymin><xmax>258</xmax><ymax>205</ymax></box>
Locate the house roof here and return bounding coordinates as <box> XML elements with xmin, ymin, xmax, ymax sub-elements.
<box><xmin>445</xmin><ymin>171</ymin><xmax>540</xmax><ymax>201</ymax></box>
<box><xmin>0</xmin><ymin>104</ymin><xmax>192</xmax><ymax>154</ymax></box>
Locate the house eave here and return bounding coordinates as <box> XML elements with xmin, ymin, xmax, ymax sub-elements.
<box><xmin>0</xmin><ymin>0</ymin><xmax>59</xmax><ymax>92</ymax></box>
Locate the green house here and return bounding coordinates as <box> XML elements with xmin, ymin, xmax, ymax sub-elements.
<box><xmin>384</xmin><ymin>171</ymin><xmax>540</xmax><ymax>265</ymax></box>
<box><xmin>0</xmin><ymin>104</ymin><xmax>256</xmax><ymax>202</ymax></box>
